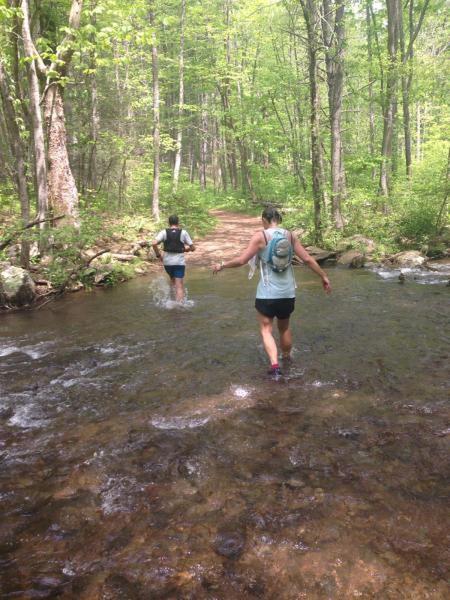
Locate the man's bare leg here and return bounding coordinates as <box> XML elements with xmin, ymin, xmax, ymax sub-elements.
<box><xmin>174</xmin><ymin>278</ymin><xmax>185</xmax><ymax>303</ymax></box>
<box><xmin>277</xmin><ymin>317</ymin><xmax>292</xmax><ymax>359</ymax></box>
<box><xmin>257</xmin><ymin>313</ymin><xmax>278</xmax><ymax>366</ymax></box>
<box><xmin>169</xmin><ymin>277</ymin><xmax>176</xmax><ymax>299</ymax></box>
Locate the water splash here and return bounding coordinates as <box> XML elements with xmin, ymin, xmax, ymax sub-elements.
<box><xmin>148</xmin><ymin>275</ymin><xmax>195</xmax><ymax>309</ymax></box>
<box><xmin>151</xmin><ymin>415</ymin><xmax>210</xmax><ymax>430</ymax></box>
<box><xmin>0</xmin><ymin>340</ymin><xmax>54</xmax><ymax>359</ymax></box>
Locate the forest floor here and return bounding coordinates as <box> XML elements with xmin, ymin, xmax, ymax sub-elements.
<box><xmin>187</xmin><ymin>209</ymin><xmax>260</xmax><ymax>266</ymax></box>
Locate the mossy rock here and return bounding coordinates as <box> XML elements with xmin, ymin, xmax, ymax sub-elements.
<box><xmin>0</xmin><ymin>266</ymin><xmax>36</xmax><ymax>307</ymax></box>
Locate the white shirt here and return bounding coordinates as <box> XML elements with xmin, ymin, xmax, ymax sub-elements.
<box><xmin>155</xmin><ymin>228</ymin><xmax>193</xmax><ymax>266</ymax></box>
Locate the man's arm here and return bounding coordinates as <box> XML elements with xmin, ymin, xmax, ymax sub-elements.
<box><xmin>213</xmin><ymin>231</ymin><xmax>264</xmax><ymax>273</ymax></box>
<box><xmin>182</xmin><ymin>231</ymin><xmax>195</xmax><ymax>252</ymax></box>
<box><xmin>151</xmin><ymin>234</ymin><xmax>164</xmax><ymax>261</ymax></box>
<box><xmin>292</xmin><ymin>234</ymin><xmax>331</xmax><ymax>293</ymax></box>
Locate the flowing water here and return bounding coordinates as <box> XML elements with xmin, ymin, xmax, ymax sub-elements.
<box><xmin>0</xmin><ymin>267</ymin><xmax>449</xmax><ymax>599</ymax></box>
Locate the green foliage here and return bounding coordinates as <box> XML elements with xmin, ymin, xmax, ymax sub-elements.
<box><xmin>100</xmin><ymin>262</ymin><xmax>135</xmax><ymax>287</ymax></box>
<box><xmin>1</xmin><ymin>0</ymin><xmax>449</xmax><ymax>270</ymax></box>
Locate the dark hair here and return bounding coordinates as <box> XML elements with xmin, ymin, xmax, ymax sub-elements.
<box><xmin>168</xmin><ymin>214</ymin><xmax>179</xmax><ymax>225</ymax></box>
<box><xmin>262</xmin><ymin>206</ymin><xmax>282</xmax><ymax>224</ymax></box>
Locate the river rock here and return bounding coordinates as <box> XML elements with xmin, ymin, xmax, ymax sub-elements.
<box><xmin>391</xmin><ymin>250</ymin><xmax>426</xmax><ymax>267</ymax></box>
<box><xmin>0</xmin><ymin>266</ymin><xmax>36</xmax><ymax>307</ymax></box>
<box><xmin>337</xmin><ymin>250</ymin><xmax>365</xmax><ymax>268</ymax></box>
<box><xmin>304</xmin><ymin>246</ymin><xmax>337</xmax><ymax>264</ymax></box>
<box><xmin>336</xmin><ymin>235</ymin><xmax>376</xmax><ymax>254</ymax></box>
<box><xmin>213</xmin><ymin>529</ymin><xmax>246</xmax><ymax>559</ymax></box>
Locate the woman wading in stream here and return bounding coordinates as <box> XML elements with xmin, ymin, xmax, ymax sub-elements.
<box><xmin>213</xmin><ymin>207</ymin><xmax>331</xmax><ymax>379</ymax></box>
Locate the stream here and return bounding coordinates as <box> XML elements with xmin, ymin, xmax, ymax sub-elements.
<box><xmin>0</xmin><ymin>266</ymin><xmax>449</xmax><ymax>598</ymax></box>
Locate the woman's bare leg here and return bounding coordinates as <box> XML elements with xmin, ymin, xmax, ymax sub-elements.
<box><xmin>277</xmin><ymin>317</ymin><xmax>292</xmax><ymax>359</ymax></box>
<box><xmin>257</xmin><ymin>312</ymin><xmax>278</xmax><ymax>366</ymax></box>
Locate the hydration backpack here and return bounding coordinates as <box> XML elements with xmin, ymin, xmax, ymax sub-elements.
<box><xmin>263</xmin><ymin>229</ymin><xmax>293</xmax><ymax>273</ymax></box>
<box><xmin>163</xmin><ymin>228</ymin><xmax>184</xmax><ymax>253</ymax></box>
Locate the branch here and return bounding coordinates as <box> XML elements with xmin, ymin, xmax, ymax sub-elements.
<box><xmin>0</xmin><ymin>215</ymin><xmax>65</xmax><ymax>251</ymax></box>
<box><xmin>86</xmin><ymin>249</ymin><xmax>109</xmax><ymax>267</ymax></box>
<box><xmin>34</xmin><ymin>247</ymin><xmax>111</xmax><ymax>311</ymax></box>
<box><xmin>20</xmin><ymin>0</ymin><xmax>48</xmax><ymax>79</ymax></box>
<box><xmin>52</xmin><ymin>0</ymin><xmax>84</xmax><ymax>76</ymax></box>
<box><xmin>405</xmin><ymin>0</ymin><xmax>431</xmax><ymax>62</ymax></box>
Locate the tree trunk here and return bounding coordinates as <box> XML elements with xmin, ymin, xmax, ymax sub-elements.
<box><xmin>149</xmin><ymin>4</ymin><xmax>160</xmax><ymax>221</ymax></box>
<box><xmin>0</xmin><ymin>61</ymin><xmax>30</xmax><ymax>267</ymax></box>
<box><xmin>366</xmin><ymin>0</ymin><xmax>376</xmax><ymax>180</ymax></box>
<box><xmin>20</xmin><ymin>0</ymin><xmax>48</xmax><ymax>226</ymax></box>
<box><xmin>321</xmin><ymin>0</ymin><xmax>345</xmax><ymax>230</ymax></box>
<box><xmin>44</xmin><ymin>84</ymin><xmax>80</xmax><ymax>226</ymax></box>
<box><xmin>221</xmin><ymin>0</ymin><xmax>238</xmax><ymax>190</ymax></box>
<box><xmin>400</xmin><ymin>0</ymin><xmax>430</xmax><ymax>177</ymax></box>
<box><xmin>415</xmin><ymin>102</ymin><xmax>421</xmax><ymax>161</ymax></box>
<box><xmin>199</xmin><ymin>95</ymin><xmax>208</xmax><ymax>190</ymax></box>
<box><xmin>379</xmin><ymin>0</ymin><xmax>400</xmax><ymax>200</ymax></box>
<box><xmin>172</xmin><ymin>0</ymin><xmax>186</xmax><ymax>192</ymax></box>
<box><xmin>87</xmin><ymin>3</ymin><xmax>99</xmax><ymax>191</ymax></box>
<box><xmin>300</xmin><ymin>0</ymin><xmax>324</xmax><ymax>243</ymax></box>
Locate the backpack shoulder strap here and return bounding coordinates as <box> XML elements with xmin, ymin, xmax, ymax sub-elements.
<box><xmin>262</xmin><ymin>229</ymin><xmax>268</xmax><ymax>245</ymax></box>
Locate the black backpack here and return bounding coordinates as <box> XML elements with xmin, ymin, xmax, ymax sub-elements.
<box><xmin>163</xmin><ymin>228</ymin><xmax>184</xmax><ymax>253</ymax></box>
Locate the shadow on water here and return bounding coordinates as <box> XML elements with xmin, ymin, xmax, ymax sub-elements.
<box><xmin>0</xmin><ymin>267</ymin><xmax>449</xmax><ymax>598</ymax></box>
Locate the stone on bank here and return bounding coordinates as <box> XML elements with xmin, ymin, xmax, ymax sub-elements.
<box><xmin>0</xmin><ymin>266</ymin><xmax>36</xmax><ymax>307</ymax></box>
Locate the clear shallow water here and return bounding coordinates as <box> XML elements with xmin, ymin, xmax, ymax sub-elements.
<box><xmin>0</xmin><ymin>267</ymin><xmax>449</xmax><ymax>598</ymax></box>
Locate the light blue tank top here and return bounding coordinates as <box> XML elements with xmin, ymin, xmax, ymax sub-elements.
<box><xmin>255</xmin><ymin>227</ymin><xmax>296</xmax><ymax>299</ymax></box>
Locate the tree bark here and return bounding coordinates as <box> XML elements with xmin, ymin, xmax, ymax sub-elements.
<box><xmin>400</xmin><ymin>0</ymin><xmax>430</xmax><ymax>177</ymax></box>
<box><xmin>366</xmin><ymin>0</ymin><xmax>376</xmax><ymax>180</ymax></box>
<box><xmin>20</xmin><ymin>0</ymin><xmax>48</xmax><ymax>226</ymax></box>
<box><xmin>379</xmin><ymin>0</ymin><xmax>400</xmax><ymax>199</ymax></box>
<box><xmin>172</xmin><ymin>0</ymin><xmax>186</xmax><ymax>192</ymax></box>
<box><xmin>0</xmin><ymin>61</ymin><xmax>30</xmax><ymax>267</ymax></box>
<box><xmin>87</xmin><ymin>2</ymin><xmax>99</xmax><ymax>191</ymax></box>
<box><xmin>321</xmin><ymin>0</ymin><xmax>345</xmax><ymax>229</ymax></box>
<box><xmin>300</xmin><ymin>0</ymin><xmax>324</xmax><ymax>243</ymax></box>
<box><xmin>22</xmin><ymin>0</ymin><xmax>83</xmax><ymax>227</ymax></box>
<box><xmin>44</xmin><ymin>85</ymin><xmax>80</xmax><ymax>225</ymax></box>
<box><xmin>149</xmin><ymin>4</ymin><xmax>160</xmax><ymax>221</ymax></box>
<box><xmin>199</xmin><ymin>95</ymin><xmax>208</xmax><ymax>190</ymax></box>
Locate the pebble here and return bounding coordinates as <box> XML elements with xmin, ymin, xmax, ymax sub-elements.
<box><xmin>213</xmin><ymin>530</ymin><xmax>246</xmax><ymax>559</ymax></box>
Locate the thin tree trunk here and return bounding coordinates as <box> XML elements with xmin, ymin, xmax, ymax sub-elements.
<box><xmin>87</xmin><ymin>2</ymin><xmax>99</xmax><ymax>191</ymax></box>
<box><xmin>0</xmin><ymin>61</ymin><xmax>30</xmax><ymax>267</ymax></box>
<box><xmin>435</xmin><ymin>146</ymin><xmax>450</xmax><ymax>234</ymax></box>
<box><xmin>379</xmin><ymin>0</ymin><xmax>400</xmax><ymax>200</ymax></box>
<box><xmin>149</xmin><ymin>4</ymin><xmax>160</xmax><ymax>221</ymax></box>
<box><xmin>415</xmin><ymin>102</ymin><xmax>421</xmax><ymax>161</ymax></box>
<box><xmin>20</xmin><ymin>0</ymin><xmax>48</xmax><ymax>226</ymax></box>
<box><xmin>173</xmin><ymin>0</ymin><xmax>186</xmax><ymax>192</ymax></box>
<box><xmin>300</xmin><ymin>0</ymin><xmax>324</xmax><ymax>243</ymax></box>
<box><xmin>221</xmin><ymin>0</ymin><xmax>238</xmax><ymax>190</ymax></box>
<box><xmin>400</xmin><ymin>0</ymin><xmax>430</xmax><ymax>177</ymax></box>
<box><xmin>321</xmin><ymin>0</ymin><xmax>345</xmax><ymax>229</ymax></box>
<box><xmin>366</xmin><ymin>0</ymin><xmax>376</xmax><ymax>180</ymax></box>
<box><xmin>199</xmin><ymin>95</ymin><xmax>207</xmax><ymax>190</ymax></box>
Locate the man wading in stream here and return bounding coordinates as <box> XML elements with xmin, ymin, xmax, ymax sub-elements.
<box><xmin>152</xmin><ymin>215</ymin><xmax>195</xmax><ymax>303</ymax></box>
<box><xmin>213</xmin><ymin>207</ymin><xmax>331</xmax><ymax>380</ymax></box>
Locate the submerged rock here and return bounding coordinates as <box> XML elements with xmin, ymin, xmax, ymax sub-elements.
<box><xmin>0</xmin><ymin>265</ymin><xmax>36</xmax><ymax>307</ymax></box>
<box><xmin>213</xmin><ymin>529</ymin><xmax>246</xmax><ymax>559</ymax></box>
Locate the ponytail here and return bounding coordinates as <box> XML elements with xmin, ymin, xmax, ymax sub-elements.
<box><xmin>261</xmin><ymin>206</ymin><xmax>282</xmax><ymax>224</ymax></box>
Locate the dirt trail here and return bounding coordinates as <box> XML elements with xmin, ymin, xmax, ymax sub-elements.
<box><xmin>187</xmin><ymin>210</ymin><xmax>260</xmax><ymax>266</ymax></box>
